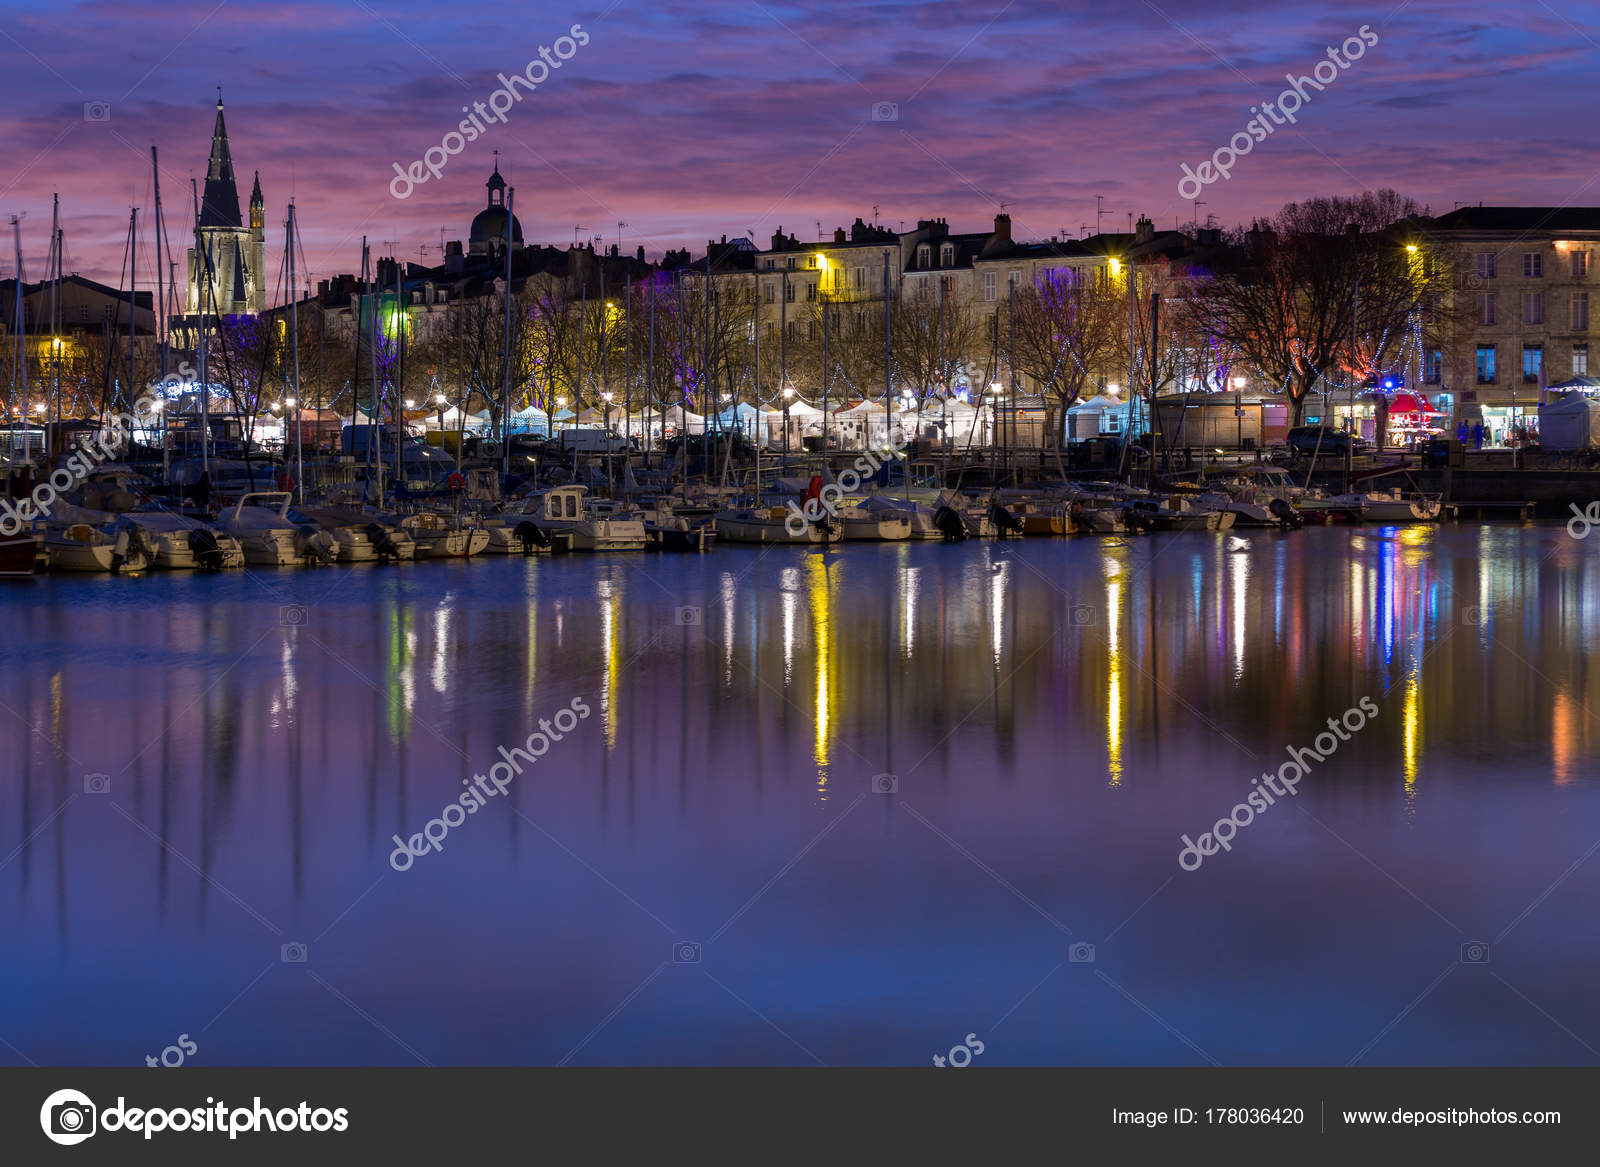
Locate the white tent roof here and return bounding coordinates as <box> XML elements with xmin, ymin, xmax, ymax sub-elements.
<box><xmin>836</xmin><ymin>400</ymin><xmax>886</xmax><ymax>417</ymax></box>
<box><xmin>514</xmin><ymin>404</ymin><xmax>548</xmax><ymax>418</ymax></box>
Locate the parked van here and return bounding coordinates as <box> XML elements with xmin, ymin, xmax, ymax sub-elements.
<box><xmin>555</xmin><ymin>428</ymin><xmax>630</xmax><ymax>454</ymax></box>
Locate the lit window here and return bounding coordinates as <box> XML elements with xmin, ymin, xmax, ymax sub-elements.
<box><xmin>1476</xmin><ymin>345</ymin><xmax>1496</xmax><ymax>383</ymax></box>
<box><xmin>1522</xmin><ymin>344</ymin><xmax>1543</xmax><ymax>383</ymax></box>
<box><xmin>1574</xmin><ymin>344</ymin><xmax>1589</xmax><ymax>376</ymax></box>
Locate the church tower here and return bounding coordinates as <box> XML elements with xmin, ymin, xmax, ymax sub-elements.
<box><xmin>185</xmin><ymin>95</ymin><xmax>263</xmax><ymax>321</ymax></box>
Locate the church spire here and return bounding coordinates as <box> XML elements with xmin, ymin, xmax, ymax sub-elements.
<box><xmin>199</xmin><ymin>93</ymin><xmax>242</xmax><ymax>229</ymax></box>
<box><xmin>249</xmin><ymin>170</ymin><xmax>264</xmax><ymax>232</ymax></box>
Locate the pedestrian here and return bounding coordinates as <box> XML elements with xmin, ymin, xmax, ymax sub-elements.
<box><xmin>1456</xmin><ymin>420</ymin><xmax>1469</xmax><ymax>444</ymax></box>
<box><xmin>1470</xmin><ymin>421</ymin><xmax>1484</xmax><ymax>450</ymax></box>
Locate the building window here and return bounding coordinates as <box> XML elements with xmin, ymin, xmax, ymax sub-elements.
<box><xmin>1523</xmin><ymin>253</ymin><xmax>1543</xmax><ymax>278</ymax></box>
<box><xmin>916</xmin><ymin>244</ymin><xmax>930</xmax><ymax>269</ymax></box>
<box><xmin>805</xmin><ymin>283</ymin><xmax>816</xmax><ymax>301</ymax></box>
<box><xmin>764</xmin><ymin>284</ymin><xmax>775</xmax><ymax>304</ymax></box>
<box><xmin>853</xmin><ymin>266</ymin><xmax>866</xmax><ymax>292</ymax></box>
<box><xmin>785</xmin><ymin>321</ymin><xmax>797</xmax><ymax>342</ymax></box>
<box><xmin>1476</xmin><ymin>253</ymin><xmax>1497</xmax><ymax>279</ymax></box>
<box><xmin>1523</xmin><ymin>292</ymin><xmax>1544</xmax><ymax>325</ymax></box>
<box><xmin>940</xmin><ymin>243</ymin><xmax>955</xmax><ymax>267</ymax></box>
<box><xmin>984</xmin><ymin>272</ymin><xmax>996</xmax><ymax>301</ymax></box>
<box><xmin>764</xmin><ymin>259</ymin><xmax>775</xmax><ymax>270</ymax></box>
<box><xmin>1573</xmin><ymin>251</ymin><xmax>1589</xmax><ymax>279</ymax></box>
<box><xmin>1575</xmin><ymin>344</ymin><xmax>1589</xmax><ymax>376</ymax></box>
<box><xmin>1476</xmin><ymin>345</ymin><xmax>1496</xmax><ymax>383</ymax></box>
<box><xmin>1523</xmin><ymin>345</ymin><xmax>1543</xmax><ymax>383</ymax></box>
<box><xmin>1425</xmin><ymin>349</ymin><xmax>1442</xmax><ymax>384</ymax></box>
<box><xmin>940</xmin><ymin>276</ymin><xmax>954</xmax><ymax>300</ymax></box>
<box><xmin>80</xmin><ymin>305</ymin><xmax>89</xmax><ymax>321</ymax></box>
<box><xmin>1574</xmin><ymin>292</ymin><xmax>1589</xmax><ymax>330</ymax></box>
<box><xmin>1008</xmin><ymin>269</ymin><xmax>1021</xmax><ymax>291</ymax></box>
<box><xmin>785</xmin><ymin>257</ymin><xmax>795</xmax><ymax>270</ymax></box>
<box><xmin>784</xmin><ymin>280</ymin><xmax>795</xmax><ymax>302</ymax></box>
<box><xmin>1477</xmin><ymin>293</ymin><xmax>1495</xmax><ymax>325</ymax></box>
<box><xmin>807</xmin><ymin>320</ymin><xmax>816</xmax><ymax>341</ymax></box>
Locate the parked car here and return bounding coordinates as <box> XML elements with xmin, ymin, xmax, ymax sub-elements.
<box><xmin>1285</xmin><ymin>426</ymin><xmax>1366</xmax><ymax>455</ymax></box>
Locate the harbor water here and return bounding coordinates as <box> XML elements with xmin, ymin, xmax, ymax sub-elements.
<box><xmin>3</xmin><ymin>523</ymin><xmax>1598</xmax><ymax>1066</ymax></box>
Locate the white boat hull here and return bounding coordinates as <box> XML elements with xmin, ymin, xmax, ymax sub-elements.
<box><xmin>841</xmin><ymin>514</ymin><xmax>910</xmax><ymax>541</ymax></box>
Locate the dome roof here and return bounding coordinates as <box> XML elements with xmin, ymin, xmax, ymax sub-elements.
<box><xmin>469</xmin><ymin>204</ymin><xmax>523</xmax><ymax>247</ymax></box>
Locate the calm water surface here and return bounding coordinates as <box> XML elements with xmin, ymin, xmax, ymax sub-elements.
<box><xmin>4</xmin><ymin>524</ymin><xmax>1598</xmax><ymax>1066</ymax></box>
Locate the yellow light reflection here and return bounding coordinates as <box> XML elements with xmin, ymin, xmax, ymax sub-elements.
<box><xmin>990</xmin><ymin>558</ymin><xmax>1008</xmax><ymax>667</ymax></box>
<box><xmin>1106</xmin><ymin>570</ymin><xmax>1124</xmax><ymax>787</ymax></box>
<box><xmin>807</xmin><ymin>556</ymin><xmax>834</xmax><ymax>790</ymax></box>
<box><xmin>598</xmin><ymin>578</ymin><xmax>619</xmax><ymax>750</ymax></box>
<box><xmin>1229</xmin><ymin>548</ymin><xmax>1249</xmax><ymax>681</ymax></box>
<box><xmin>1401</xmin><ymin>664</ymin><xmax>1420</xmax><ymax>796</ymax></box>
<box><xmin>1553</xmin><ymin>690</ymin><xmax>1578</xmax><ymax>786</ymax></box>
<box><xmin>902</xmin><ymin>564</ymin><xmax>919</xmax><ymax>657</ymax></box>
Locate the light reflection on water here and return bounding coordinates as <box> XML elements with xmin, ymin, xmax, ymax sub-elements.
<box><xmin>2</xmin><ymin>524</ymin><xmax>1599</xmax><ymax>1066</ymax></box>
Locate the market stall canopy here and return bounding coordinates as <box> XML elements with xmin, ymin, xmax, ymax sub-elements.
<box><xmin>1547</xmin><ymin>376</ymin><xmax>1600</xmax><ymax>392</ymax></box>
<box><xmin>835</xmin><ymin>399</ymin><xmax>886</xmax><ymax>417</ymax></box>
<box><xmin>1537</xmin><ymin>393</ymin><xmax>1600</xmax><ymax>450</ymax></box>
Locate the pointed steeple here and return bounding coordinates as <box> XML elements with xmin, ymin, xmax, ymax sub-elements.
<box><xmin>249</xmin><ymin>170</ymin><xmax>264</xmax><ymax>232</ymax></box>
<box><xmin>199</xmin><ymin>94</ymin><xmax>243</xmax><ymax>229</ymax></box>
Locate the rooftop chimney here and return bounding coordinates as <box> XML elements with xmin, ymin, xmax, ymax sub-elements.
<box><xmin>1135</xmin><ymin>215</ymin><xmax>1154</xmax><ymax>244</ymax></box>
<box><xmin>993</xmin><ymin>213</ymin><xmax>1012</xmax><ymax>244</ymax></box>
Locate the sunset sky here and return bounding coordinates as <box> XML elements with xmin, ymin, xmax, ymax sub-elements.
<box><xmin>2</xmin><ymin>0</ymin><xmax>1597</xmax><ymax>297</ymax></box>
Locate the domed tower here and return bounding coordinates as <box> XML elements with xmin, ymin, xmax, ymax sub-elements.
<box><xmin>468</xmin><ymin>161</ymin><xmax>523</xmax><ymax>258</ymax></box>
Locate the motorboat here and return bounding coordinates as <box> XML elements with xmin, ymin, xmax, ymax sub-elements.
<box><xmin>399</xmin><ymin>511</ymin><xmax>489</xmax><ymax>559</ymax></box>
<box><xmin>1130</xmin><ymin>495</ymin><xmax>1235</xmax><ymax>532</ymax></box>
<box><xmin>287</xmin><ymin>507</ymin><xmax>385</xmax><ymax>562</ymax></box>
<box><xmin>217</xmin><ymin>493</ymin><xmax>337</xmax><ymax>566</ymax></box>
<box><xmin>42</xmin><ymin>505</ymin><xmax>154</xmax><ymax>573</ymax></box>
<box><xmin>523</xmin><ymin>486</ymin><xmax>649</xmax><ymax>551</ymax></box>
<box><xmin>714</xmin><ymin>504</ymin><xmax>842</xmax><ymax>545</ymax></box>
<box><xmin>633</xmin><ymin>499</ymin><xmax>712</xmax><ymax>551</ymax></box>
<box><xmin>837</xmin><ymin>504</ymin><xmax>910</xmax><ymax>541</ymax></box>
<box><xmin>1331</xmin><ymin>489</ymin><xmax>1442</xmax><ymax>522</ymax></box>
<box><xmin>860</xmin><ymin>492</ymin><xmax>943</xmax><ymax>539</ymax></box>
<box><xmin>479</xmin><ymin>499</ymin><xmax>572</xmax><ymax>554</ymax></box>
<box><xmin>122</xmin><ymin>511</ymin><xmax>245</xmax><ymax>570</ymax></box>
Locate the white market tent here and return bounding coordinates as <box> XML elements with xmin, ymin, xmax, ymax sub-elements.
<box><xmin>658</xmin><ymin>403</ymin><xmax>706</xmax><ymax>434</ymax></box>
<box><xmin>1537</xmin><ymin>394</ymin><xmax>1600</xmax><ymax>450</ymax></box>
<box><xmin>1067</xmin><ymin>393</ymin><xmax>1131</xmax><ymax>441</ymax></box>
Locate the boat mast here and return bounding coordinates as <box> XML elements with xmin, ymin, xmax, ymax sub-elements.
<box><xmin>392</xmin><ymin>251</ymin><xmax>403</xmax><ymax>495</ymax></box>
<box><xmin>9</xmin><ymin>216</ymin><xmax>24</xmax><ymax>439</ymax></box>
<box><xmin>127</xmin><ymin>207</ymin><xmax>137</xmax><ymax>418</ymax></box>
<box><xmin>368</xmin><ymin>241</ymin><xmax>382</xmax><ymax>507</ymax></box>
<box><xmin>48</xmin><ymin>196</ymin><xmax>60</xmax><ymax>430</ymax></box>
<box><xmin>500</xmin><ymin>185</ymin><xmax>515</xmax><ymax>485</ymax></box>
<box><xmin>191</xmin><ymin>179</ymin><xmax>209</xmax><ymax>477</ymax></box>
<box><xmin>151</xmin><ymin>150</ymin><xmax>170</xmax><ymax>482</ymax></box>
<box><xmin>288</xmin><ymin>202</ymin><xmax>303</xmax><ymax>502</ymax></box>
